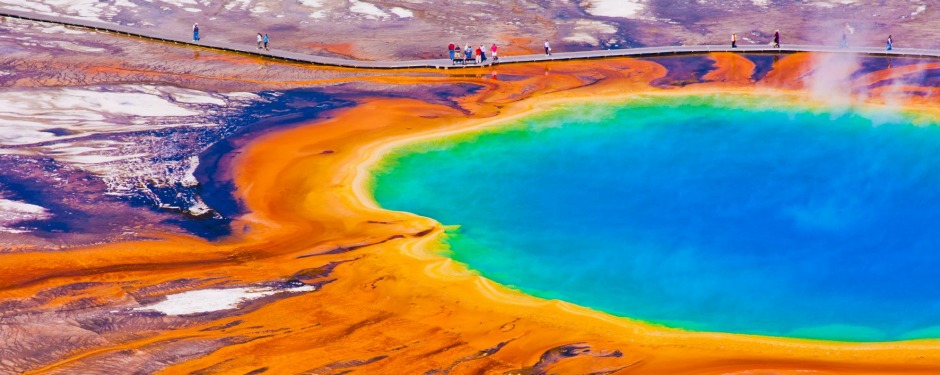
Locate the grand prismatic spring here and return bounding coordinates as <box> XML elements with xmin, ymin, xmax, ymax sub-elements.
<box><xmin>373</xmin><ymin>95</ymin><xmax>940</xmax><ymax>343</ymax></box>
<box><xmin>6</xmin><ymin>2</ymin><xmax>940</xmax><ymax>374</ymax></box>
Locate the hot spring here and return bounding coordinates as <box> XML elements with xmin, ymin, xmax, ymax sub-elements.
<box><xmin>370</xmin><ymin>94</ymin><xmax>940</xmax><ymax>342</ymax></box>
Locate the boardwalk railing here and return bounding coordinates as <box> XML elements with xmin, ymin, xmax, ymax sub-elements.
<box><xmin>3</xmin><ymin>8</ymin><xmax>940</xmax><ymax>69</ymax></box>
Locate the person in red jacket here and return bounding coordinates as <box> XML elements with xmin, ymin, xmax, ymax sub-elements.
<box><xmin>475</xmin><ymin>46</ymin><xmax>482</xmax><ymax>64</ymax></box>
<box><xmin>448</xmin><ymin>42</ymin><xmax>456</xmax><ymax>62</ymax></box>
<box><xmin>491</xmin><ymin>43</ymin><xmax>498</xmax><ymax>63</ymax></box>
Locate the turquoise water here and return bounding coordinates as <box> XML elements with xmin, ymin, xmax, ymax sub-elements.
<box><xmin>371</xmin><ymin>95</ymin><xmax>940</xmax><ymax>342</ymax></box>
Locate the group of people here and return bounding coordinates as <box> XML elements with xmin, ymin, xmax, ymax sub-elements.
<box><xmin>449</xmin><ymin>43</ymin><xmax>499</xmax><ymax>65</ymax></box>
<box><xmin>191</xmin><ymin>23</ymin><xmax>269</xmax><ymax>50</ymax></box>
<box><xmin>446</xmin><ymin>40</ymin><xmax>558</xmax><ymax>65</ymax></box>
<box><xmin>731</xmin><ymin>29</ymin><xmax>780</xmax><ymax>48</ymax></box>
<box><xmin>256</xmin><ymin>33</ymin><xmax>270</xmax><ymax>50</ymax></box>
<box><xmin>730</xmin><ymin>29</ymin><xmax>895</xmax><ymax>51</ymax></box>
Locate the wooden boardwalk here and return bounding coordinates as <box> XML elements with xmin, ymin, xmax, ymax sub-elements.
<box><xmin>3</xmin><ymin>8</ymin><xmax>940</xmax><ymax>69</ymax></box>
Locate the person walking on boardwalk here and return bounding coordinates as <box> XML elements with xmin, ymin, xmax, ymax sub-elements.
<box><xmin>193</xmin><ymin>23</ymin><xmax>200</xmax><ymax>41</ymax></box>
<box><xmin>263</xmin><ymin>34</ymin><xmax>269</xmax><ymax>50</ymax></box>
<box><xmin>886</xmin><ymin>35</ymin><xmax>893</xmax><ymax>50</ymax></box>
<box><xmin>731</xmin><ymin>33</ymin><xmax>737</xmax><ymax>48</ymax></box>
<box><xmin>491</xmin><ymin>43</ymin><xmax>498</xmax><ymax>63</ymax></box>
<box><xmin>840</xmin><ymin>32</ymin><xmax>848</xmax><ymax>48</ymax></box>
<box><xmin>454</xmin><ymin>46</ymin><xmax>463</xmax><ymax>65</ymax></box>
<box><xmin>544</xmin><ymin>40</ymin><xmax>551</xmax><ymax>56</ymax></box>
<box><xmin>448</xmin><ymin>42</ymin><xmax>456</xmax><ymax>61</ymax></box>
<box><xmin>479</xmin><ymin>44</ymin><xmax>487</xmax><ymax>62</ymax></box>
<box><xmin>465</xmin><ymin>44</ymin><xmax>473</xmax><ymax>64</ymax></box>
<box><xmin>256</xmin><ymin>33</ymin><xmax>263</xmax><ymax>49</ymax></box>
<box><xmin>475</xmin><ymin>46</ymin><xmax>483</xmax><ymax>64</ymax></box>
<box><xmin>773</xmin><ymin>29</ymin><xmax>780</xmax><ymax>48</ymax></box>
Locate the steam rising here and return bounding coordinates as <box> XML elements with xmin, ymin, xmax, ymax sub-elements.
<box><xmin>805</xmin><ymin>38</ymin><xmax>929</xmax><ymax>124</ymax></box>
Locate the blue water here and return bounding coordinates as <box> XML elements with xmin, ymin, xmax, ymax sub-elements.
<box><xmin>371</xmin><ymin>95</ymin><xmax>940</xmax><ymax>341</ymax></box>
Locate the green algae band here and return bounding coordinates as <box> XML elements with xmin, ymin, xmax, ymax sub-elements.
<box><xmin>371</xmin><ymin>95</ymin><xmax>940</xmax><ymax>342</ymax></box>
